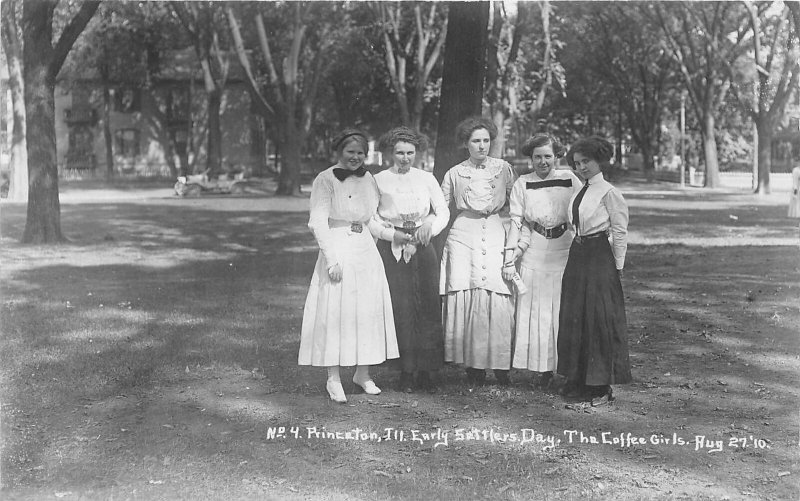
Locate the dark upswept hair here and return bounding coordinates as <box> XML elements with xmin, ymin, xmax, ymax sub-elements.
<box><xmin>331</xmin><ymin>128</ymin><xmax>369</xmax><ymax>154</ymax></box>
<box><xmin>566</xmin><ymin>136</ymin><xmax>614</xmax><ymax>169</ymax></box>
<box><xmin>520</xmin><ymin>134</ymin><xmax>566</xmax><ymax>158</ymax></box>
<box><xmin>378</xmin><ymin>126</ymin><xmax>429</xmax><ymax>153</ymax></box>
<box><xmin>455</xmin><ymin>116</ymin><xmax>497</xmax><ymax>146</ymax></box>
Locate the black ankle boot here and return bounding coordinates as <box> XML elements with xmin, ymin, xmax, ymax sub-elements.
<box><xmin>398</xmin><ymin>372</ymin><xmax>414</xmax><ymax>393</ymax></box>
<box><xmin>494</xmin><ymin>369</ymin><xmax>511</xmax><ymax>386</ymax></box>
<box><xmin>465</xmin><ymin>368</ymin><xmax>486</xmax><ymax>385</ymax></box>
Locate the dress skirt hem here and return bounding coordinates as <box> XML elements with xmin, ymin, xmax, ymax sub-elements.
<box><xmin>377</xmin><ymin>240</ymin><xmax>444</xmax><ymax>372</ymax></box>
<box><xmin>556</xmin><ymin>236</ymin><xmax>631</xmax><ymax>386</ymax></box>
<box><xmin>443</xmin><ymin>288</ymin><xmax>514</xmax><ymax>369</ymax></box>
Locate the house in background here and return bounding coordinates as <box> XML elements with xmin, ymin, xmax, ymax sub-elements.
<box><xmin>52</xmin><ymin>47</ymin><xmax>268</xmax><ymax>179</ymax></box>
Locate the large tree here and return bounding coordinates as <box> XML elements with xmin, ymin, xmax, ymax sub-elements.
<box><xmin>729</xmin><ymin>1</ymin><xmax>800</xmax><ymax>194</ymax></box>
<box><xmin>655</xmin><ymin>2</ymin><xmax>750</xmax><ymax>188</ymax></box>
<box><xmin>433</xmin><ymin>1</ymin><xmax>490</xmax><ymax>182</ymax></box>
<box><xmin>21</xmin><ymin>0</ymin><xmax>100</xmax><ymax>243</ymax></box>
<box><xmin>227</xmin><ymin>1</ymin><xmax>334</xmax><ymax>195</ymax></box>
<box><xmin>171</xmin><ymin>1</ymin><xmax>230</xmax><ymax>178</ymax></box>
<box><xmin>570</xmin><ymin>2</ymin><xmax>675</xmax><ymax>180</ymax></box>
<box><xmin>1</xmin><ymin>0</ymin><xmax>27</xmax><ymax>202</ymax></box>
<box><xmin>371</xmin><ymin>1</ymin><xmax>447</xmax><ymax>131</ymax></box>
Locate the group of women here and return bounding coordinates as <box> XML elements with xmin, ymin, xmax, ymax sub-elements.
<box><xmin>298</xmin><ymin>117</ymin><xmax>631</xmax><ymax>406</ymax></box>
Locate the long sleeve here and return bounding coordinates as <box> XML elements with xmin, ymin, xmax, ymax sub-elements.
<box><xmin>509</xmin><ymin>178</ymin><xmax>525</xmax><ymax>227</ymax></box>
<box><xmin>441</xmin><ymin>169</ymin><xmax>454</xmax><ymax>208</ymax></box>
<box><xmin>603</xmin><ymin>188</ymin><xmax>629</xmax><ymax>270</ymax></box>
<box><xmin>307</xmin><ymin>174</ymin><xmax>339</xmax><ymax>268</ymax></box>
<box><xmin>427</xmin><ymin>172</ymin><xmax>450</xmax><ymax>236</ymax></box>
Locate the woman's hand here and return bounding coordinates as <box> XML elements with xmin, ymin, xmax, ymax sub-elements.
<box><xmin>328</xmin><ymin>264</ymin><xmax>343</xmax><ymax>282</ymax></box>
<box><xmin>501</xmin><ymin>264</ymin><xmax>517</xmax><ymax>281</ymax></box>
<box><xmin>414</xmin><ymin>222</ymin><xmax>434</xmax><ymax>246</ymax></box>
<box><xmin>393</xmin><ymin>230</ymin><xmax>412</xmax><ymax>246</ymax></box>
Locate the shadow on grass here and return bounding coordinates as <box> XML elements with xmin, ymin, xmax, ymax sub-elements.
<box><xmin>1</xmin><ymin>193</ymin><xmax>799</xmax><ymax>499</ymax></box>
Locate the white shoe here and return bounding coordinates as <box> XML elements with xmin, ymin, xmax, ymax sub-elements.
<box><xmin>353</xmin><ymin>378</ymin><xmax>381</xmax><ymax>395</ymax></box>
<box><xmin>326</xmin><ymin>381</ymin><xmax>347</xmax><ymax>403</ymax></box>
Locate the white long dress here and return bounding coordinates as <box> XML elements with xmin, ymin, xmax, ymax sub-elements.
<box><xmin>298</xmin><ymin>166</ymin><xmax>399</xmax><ymax>367</ymax></box>
<box><xmin>440</xmin><ymin>157</ymin><xmax>516</xmax><ymax>370</ymax></box>
<box><xmin>509</xmin><ymin>169</ymin><xmax>581</xmax><ymax>372</ymax></box>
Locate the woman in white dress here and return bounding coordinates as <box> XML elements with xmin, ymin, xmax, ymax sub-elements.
<box><xmin>440</xmin><ymin>117</ymin><xmax>516</xmax><ymax>386</ymax></box>
<box><xmin>374</xmin><ymin>127</ymin><xmax>449</xmax><ymax>392</ymax></box>
<box><xmin>298</xmin><ymin>128</ymin><xmax>399</xmax><ymax>403</ymax></box>
<box><xmin>502</xmin><ymin>134</ymin><xmax>581</xmax><ymax>389</ymax></box>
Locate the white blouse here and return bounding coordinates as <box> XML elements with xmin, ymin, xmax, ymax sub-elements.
<box><xmin>374</xmin><ymin>166</ymin><xmax>450</xmax><ymax>237</ymax></box>
<box><xmin>307</xmin><ymin>166</ymin><xmax>384</xmax><ymax>268</ymax></box>
<box><xmin>568</xmin><ymin>172</ymin><xmax>629</xmax><ymax>270</ymax></box>
<box><xmin>510</xmin><ymin>169</ymin><xmax>583</xmax><ymax>229</ymax></box>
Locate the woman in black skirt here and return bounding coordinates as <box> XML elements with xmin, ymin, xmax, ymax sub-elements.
<box><xmin>374</xmin><ymin>127</ymin><xmax>450</xmax><ymax>392</ymax></box>
<box><xmin>558</xmin><ymin>136</ymin><xmax>631</xmax><ymax>405</ymax></box>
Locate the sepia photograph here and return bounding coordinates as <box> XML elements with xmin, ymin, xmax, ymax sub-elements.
<box><xmin>1</xmin><ymin>1</ymin><xmax>798</xmax><ymax>499</ymax></box>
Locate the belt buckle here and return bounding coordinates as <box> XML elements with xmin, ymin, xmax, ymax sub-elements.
<box><xmin>402</xmin><ymin>220</ymin><xmax>416</xmax><ymax>232</ymax></box>
<box><xmin>350</xmin><ymin>222</ymin><xmax>363</xmax><ymax>233</ymax></box>
<box><xmin>544</xmin><ymin>227</ymin><xmax>553</xmax><ymax>239</ymax></box>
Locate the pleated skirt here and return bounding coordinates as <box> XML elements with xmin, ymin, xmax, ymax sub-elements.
<box><xmin>377</xmin><ymin>240</ymin><xmax>444</xmax><ymax>372</ymax></box>
<box><xmin>298</xmin><ymin>228</ymin><xmax>399</xmax><ymax>367</ymax></box>
<box><xmin>512</xmin><ymin>237</ymin><xmax>570</xmax><ymax>371</ymax></box>
<box><xmin>557</xmin><ymin>236</ymin><xmax>632</xmax><ymax>386</ymax></box>
<box><xmin>442</xmin><ymin>289</ymin><xmax>515</xmax><ymax>370</ymax></box>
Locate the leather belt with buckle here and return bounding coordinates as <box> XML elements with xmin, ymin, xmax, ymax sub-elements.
<box><xmin>574</xmin><ymin>230</ymin><xmax>608</xmax><ymax>244</ymax></box>
<box><xmin>531</xmin><ymin>221</ymin><xmax>568</xmax><ymax>239</ymax></box>
<box><xmin>396</xmin><ymin>220</ymin><xmax>419</xmax><ymax>234</ymax></box>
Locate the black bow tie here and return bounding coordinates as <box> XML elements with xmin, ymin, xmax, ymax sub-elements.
<box><xmin>333</xmin><ymin>166</ymin><xmax>367</xmax><ymax>182</ymax></box>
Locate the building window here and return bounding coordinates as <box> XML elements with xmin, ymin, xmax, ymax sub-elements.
<box><xmin>115</xmin><ymin>128</ymin><xmax>140</xmax><ymax>157</ymax></box>
<box><xmin>790</xmin><ymin>117</ymin><xmax>800</xmax><ymax>132</ymax></box>
<box><xmin>114</xmin><ymin>88</ymin><xmax>141</xmax><ymax>113</ymax></box>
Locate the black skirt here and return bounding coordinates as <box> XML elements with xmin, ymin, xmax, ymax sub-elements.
<box><xmin>377</xmin><ymin>240</ymin><xmax>444</xmax><ymax>372</ymax></box>
<box><xmin>557</xmin><ymin>236</ymin><xmax>632</xmax><ymax>386</ymax></box>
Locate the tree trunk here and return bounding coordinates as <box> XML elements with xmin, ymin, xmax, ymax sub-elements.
<box><xmin>206</xmin><ymin>88</ymin><xmax>223</xmax><ymax>176</ymax></box>
<box><xmin>754</xmin><ymin>126</ymin><xmax>771</xmax><ymax>194</ymax></box>
<box><xmin>701</xmin><ymin>112</ymin><xmax>721</xmax><ymax>188</ymax></box>
<box><xmin>102</xmin><ymin>73</ymin><xmax>114</xmax><ymax>179</ymax></box>
<box><xmin>2</xmin><ymin>0</ymin><xmax>28</xmax><ymax>202</ymax></box>
<box><xmin>433</xmin><ymin>1</ymin><xmax>490</xmax><ymax>182</ymax></box>
<box><xmin>22</xmin><ymin>2</ymin><xmax>63</xmax><ymax>243</ymax></box>
<box><xmin>6</xmin><ymin>55</ymin><xmax>28</xmax><ymax>202</ymax></box>
<box><xmin>276</xmin><ymin>123</ymin><xmax>302</xmax><ymax>195</ymax></box>
<box><xmin>491</xmin><ymin>107</ymin><xmax>506</xmax><ymax>159</ymax></box>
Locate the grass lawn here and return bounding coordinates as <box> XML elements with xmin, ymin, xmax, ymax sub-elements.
<box><xmin>1</xmin><ymin>179</ymin><xmax>798</xmax><ymax>500</ymax></box>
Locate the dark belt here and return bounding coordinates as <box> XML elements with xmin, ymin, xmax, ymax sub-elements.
<box><xmin>395</xmin><ymin>220</ymin><xmax>420</xmax><ymax>234</ymax></box>
<box><xmin>573</xmin><ymin>230</ymin><xmax>608</xmax><ymax>244</ymax></box>
<box><xmin>530</xmin><ymin>221</ymin><xmax>568</xmax><ymax>239</ymax></box>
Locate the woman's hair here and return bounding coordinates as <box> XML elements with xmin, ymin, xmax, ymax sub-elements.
<box><xmin>520</xmin><ymin>134</ymin><xmax>566</xmax><ymax>158</ymax></box>
<box><xmin>378</xmin><ymin>126</ymin><xmax>429</xmax><ymax>153</ymax></box>
<box><xmin>455</xmin><ymin>116</ymin><xmax>497</xmax><ymax>146</ymax></box>
<box><xmin>566</xmin><ymin>136</ymin><xmax>614</xmax><ymax>169</ymax></box>
<box><xmin>331</xmin><ymin>128</ymin><xmax>369</xmax><ymax>154</ymax></box>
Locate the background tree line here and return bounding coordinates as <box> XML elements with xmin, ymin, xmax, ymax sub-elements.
<box><xmin>2</xmin><ymin>0</ymin><xmax>798</xmax><ymax>243</ymax></box>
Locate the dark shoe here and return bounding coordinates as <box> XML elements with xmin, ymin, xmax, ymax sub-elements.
<box><xmin>559</xmin><ymin>381</ymin><xmax>584</xmax><ymax>399</ymax></box>
<box><xmin>465</xmin><ymin>368</ymin><xmax>486</xmax><ymax>386</ymax></box>
<box><xmin>534</xmin><ymin>371</ymin><xmax>553</xmax><ymax>389</ymax></box>
<box><xmin>398</xmin><ymin>372</ymin><xmax>414</xmax><ymax>393</ymax></box>
<box><xmin>589</xmin><ymin>386</ymin><xmax>614</xmax><ymax>406</ymax></box>
<box><xmin>416</xmin><ymin>371</ymin><xmax>438</xmax><ymax>393</ymax></box>
<box><xmin>494</xmin><ymin>369</ymin><xmax>511</xmax><ymax>386</ymax></box>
